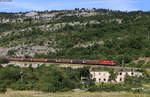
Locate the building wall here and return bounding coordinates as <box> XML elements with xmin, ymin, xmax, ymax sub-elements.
<box><xmin>127</xmin><ymin>72</ymin><xmax>142</xmax><ymax>77</ymax></box>
<box><xmin>90</xmin><ymin>71</ymin><xmax>110</xmax><ymax>83</ymax></box>
<box><xmin>116</xmin><ymin>72</ymin><xmax>126</xmax><ymax>82</ymax></box>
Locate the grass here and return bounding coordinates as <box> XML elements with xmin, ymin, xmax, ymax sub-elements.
<box><xmin>0</xmin><ymin>89</ymin><xmax>149</xmax><ymax>97</ymax></box>
<box><xmin>143</xmin><ymin>84</ymin><xmax>150</xmax><ymax>89</ymax></box>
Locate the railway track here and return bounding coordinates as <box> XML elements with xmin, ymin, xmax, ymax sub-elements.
<box><xmin>7</xmin><ymin>60</ymin><xmax>150</xmax><ymax>71</ymax></box>
<box><xmin>1</xmin><ymin>57</ymin><xmax>149</xmax><ymax>71</ymax></box>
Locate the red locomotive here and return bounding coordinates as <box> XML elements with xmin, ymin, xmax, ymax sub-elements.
<box><xmin>96</xmin><ymin>60</ymin><xmax>117</xmax><ymax>66</ymax></box>
<box><xmin>6</xmin><ymin>58</ymin><xmax>117</xmax><ymax>66</ymax></box>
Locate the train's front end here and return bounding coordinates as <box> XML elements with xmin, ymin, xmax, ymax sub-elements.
<box><xmin>97</xmin><ymin>60</ymin><xmax>117</xmax><ymax>66</ymax></box>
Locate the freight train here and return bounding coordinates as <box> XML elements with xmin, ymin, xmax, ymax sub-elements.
<box><xmin>6</xmin><ymin>58</ymin><xmax>117</xmax><ymax>66</ymax></box>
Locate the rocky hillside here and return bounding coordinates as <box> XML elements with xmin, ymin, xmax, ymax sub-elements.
<box><xmin>0</xmin><ymin>9</ymin><xmax>150</xmax><ymax>66</ymax></box>
<box><xmin>0</xmin><ymin>9</ymin><xmax>99</xmax><ymax>55</ymax></box>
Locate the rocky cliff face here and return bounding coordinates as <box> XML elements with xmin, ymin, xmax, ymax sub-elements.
<box><xmin>0</xmin><ymin>9</ymin><xmax>100</xmax><ymax>24</ymax></box>
<box><xmin>0</xmin><ymin>9</ymin><xmax>103</xmax><ymax>57</ymax></box>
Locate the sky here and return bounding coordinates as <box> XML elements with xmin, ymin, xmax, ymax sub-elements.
<box><xmin>0</xmin><ymin>0</ymin><xmax>149</xmax><ymax>12</ymax></box>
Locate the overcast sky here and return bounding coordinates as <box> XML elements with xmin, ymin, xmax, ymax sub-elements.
<box><xmin>0</xmin><ymin>0</ymin><xmax>149</xmax><ymax>12</ymax></box>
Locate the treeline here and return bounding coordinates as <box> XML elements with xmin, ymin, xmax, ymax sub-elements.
<box><xmin>0</xmin><ymin>65</ymin><xmax>149</xmax><ymax>93</ymax></box>
<box><xmin>0</xmin><ymin>65</ymin><xmax>90</xmax><ymax>93</ymax></box>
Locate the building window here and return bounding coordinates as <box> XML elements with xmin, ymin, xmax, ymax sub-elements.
<box><xmin>120</xmin><ymin>78</ymin><xmax>122</xmax><ymax>81</ymax></box>
<box><xmin>120</xmin><ymin>73</ymin><xmax>122</xmax><ymax>75</ymax></box>
<box><xmin>104</xmin><ymin>78</ymin><xmax>106</xmax><ymax>81</ymax></box>
<box><xmin>99</xmin><ymin>79</ymin><xmax>101</xmax><ymax>82</ymax></box>
<box><xmin>93</xmin><ymin>78</ymin><xmax>96</xmax><ymax>81</ymax></box>
<box><xmin>99</xmin><ymin>73</ymin><xmax>101</xmax><ymax>75</ymax></box>
<box><xmin>131</xmin><ymin>72</ymin><xmax>134</xmax><ymax>75</ymax></box>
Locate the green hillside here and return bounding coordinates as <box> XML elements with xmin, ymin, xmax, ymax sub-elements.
<box><xmin>0</xmin><ymin>9</ymin><xmax>150</xmax><ymax>67</ymax></box>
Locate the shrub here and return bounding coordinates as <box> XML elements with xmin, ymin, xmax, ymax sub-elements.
<box><xmin>88</xmin><ymin>84</ymin><xmax>129</xmax><ymax>92</ymax></box>
<box><xmin>124</xmin><ymin>76</ymin><xmax>143</xmax><ymax>88</ymax></box>
<box><xmin>0</xmin><ymin>85</ymin><xmax>6</xmax><ymax>93</ymax></box>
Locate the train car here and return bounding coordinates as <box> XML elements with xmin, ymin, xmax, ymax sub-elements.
<box><xmin>56</xmin><ymin>59</ymin><xmax>72</xmax><ymax>63</ymax></box>
<box><xmin>72</xmin><ymin>60</ymin><xmax>83</xmax><ymax>64</ymax></box>
<box><xmin>31</xmin><ymin>58</ymin><xmax>47</xmax><ymax>62</ymax></box>
<box><xmin>97</xmin><ymin>61</ymin><xmax>117</xmax><ymax>66</ymax></box>
<box><xmin>84</xmin><ymin>60</ymin><xmax>98</xmax><ymax>65</ymax></box>
<box><xmin>24</xmin><ymin>58</ymin><xmax>32</xmax><ymax>62</ymax></box>
<box><xmin>47</xmin><ymin>59</ymin><xmax>57</xmax><ymax>63</ymax></box>
<box><xmin>7</xmin><ymin>57</ymin><xmax>24</xmax><ymax>61</ymax></box>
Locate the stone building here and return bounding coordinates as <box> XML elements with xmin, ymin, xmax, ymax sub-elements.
<box><xmin>116</xmin><ymin>71</ymin><xmax>143</xmax><ymax>83</ymax></box>
<box><xmin>90</xmin><ymin>70</ymin><xmax>143</xmax><ymax>83</ymax></box>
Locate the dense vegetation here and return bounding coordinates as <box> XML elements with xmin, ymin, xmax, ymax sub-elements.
<box><xmin>0</xmin><ymin>65</ymin><xmax>149</xmax><ymax>93</ymax></box>
<box><xmin>0</xmin><ymin>65</ymin><xmax>90</xmax><ymax>93</ymax></box>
